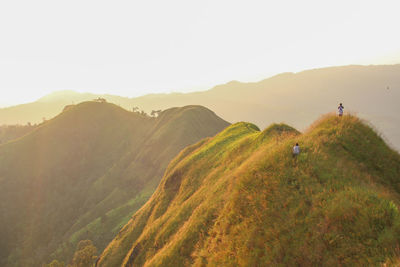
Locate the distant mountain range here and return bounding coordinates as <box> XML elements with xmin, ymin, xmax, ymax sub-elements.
<box><xmin>0</xmin><ymin>102</ymin><xmax>228</xmax><ymax>266</ymax></box>
<box><xmin>97</xmin><ymin>114</ymin><xmax>400</xmax><ymax>266</ymax></box>
<box><xmin>1</xmin><ymin>64</ymin><xmax>399</xmax><ymax>150</ymax></box>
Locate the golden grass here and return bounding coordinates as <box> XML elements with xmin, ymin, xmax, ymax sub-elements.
<box><xmin>98</xmin><ymin>114</ymin><xmax>400</xmax><ymax>267</ymax></box>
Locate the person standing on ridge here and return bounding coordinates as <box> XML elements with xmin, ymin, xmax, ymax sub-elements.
<box><xmin>293</xmin><ymin>143</ymin><xmax>300</xmax><ymax>158</ymax></box>
<box><xmin>338</xmin><ymin>103</ymin><xmax>344</xmax><ymax>117</ymax></box>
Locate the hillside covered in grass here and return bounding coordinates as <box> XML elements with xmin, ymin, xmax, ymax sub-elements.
<box><xmin>98</xmin><ymin>114</ymin><xmax>400</xmax><ymax>266</ymax></box>
<box><xmin>0</xmin><ymin>102</ymin><xmax>229</xmax><ymax>266</ymax></box>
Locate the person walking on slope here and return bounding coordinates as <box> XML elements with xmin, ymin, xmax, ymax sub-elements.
<box><xmin>338</xmin><ymin>103</ymin><xmax>344</xmax><ymax>117</ymax></box>
<box><xmin>292</xmin><ymin>143</ymin><xmax>300</xmax><ymax>158</ymax></box>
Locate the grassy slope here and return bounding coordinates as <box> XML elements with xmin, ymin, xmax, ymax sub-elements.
<box><xmin>98</xmin><ymin>114</ymin><xmax>400</xmax><ymax>266</ymax></box>
<box><xmin>0</xmin><ymin>102</ymin><xmax>229</xmax><ymax>266</ymax></box>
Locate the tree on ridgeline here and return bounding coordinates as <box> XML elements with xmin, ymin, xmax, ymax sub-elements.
<box><xmin>151</xmin><ymin>109</ymin><xmax>162</xmax><ymax>117</ymax></box>
<box><xmin>93</xmin><ymin>98</ymin><xmax>106</xmax><ymax>103</ymax></box>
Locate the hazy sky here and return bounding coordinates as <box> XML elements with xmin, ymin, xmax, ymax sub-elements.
<box><xmin>0</xmin><ymin>0</ymin><xmax>399</xmax><ymax>106</ymax></box>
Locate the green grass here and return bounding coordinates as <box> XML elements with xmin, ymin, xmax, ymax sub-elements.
<box><xmin>98</xmin><ymin>114</ymin><xmax>400</xmax><ymax>266</ymax></box>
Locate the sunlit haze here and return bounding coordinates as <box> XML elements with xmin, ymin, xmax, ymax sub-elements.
<box><xmin>1</xmin><ymin>0</ymin><xmax>399</xmax><ymax>106</ymax></box>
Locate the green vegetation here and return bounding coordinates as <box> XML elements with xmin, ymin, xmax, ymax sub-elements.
<box><xmin>98</xmin><ymin>114</ymin><xmax>400</xmax><ymax>266</ymax></box>
<box><xmin>44</xmin><ymin>240</ymin><xmax>97</xmax><ymax>267</ymax></box>
<box><xmin>43</xmin><ymin>259</ymin><xmax>65</xmax><ymax>267</ymax></box>
<box><xmin>69</xmin><ymin>240</ymin><xmax>97</xmax><ymax>267</ymax></box>
<box><xmin>0</xmin><ymin>102</ymin><xmax>229</xmax><ymax>266</ymax></box>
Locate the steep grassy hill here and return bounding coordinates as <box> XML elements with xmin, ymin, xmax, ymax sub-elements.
<box><xmin>2</xmin><ymin>64</ymin><xmax>400</xmax><ymax>150</ymax></box>
<box><xmin>98</xmin><ymin>114</ymin><xmax>400</xmax><ymax>266</ymax></box>
<box><xmin>0</xmin><ymin>102</ymin><xmax>229</xmax><ymax>266</ymax></box>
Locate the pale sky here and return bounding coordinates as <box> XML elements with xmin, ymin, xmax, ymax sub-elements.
<box><xmin>0</xmin><ymin>0</ymin><xmax>399</xmax><ymax>106</ymax></box>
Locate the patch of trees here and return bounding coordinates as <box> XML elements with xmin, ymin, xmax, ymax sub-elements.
<box><xmin>43</xmin><ymin>240</ymin><xmax>97</xmax><ymax>267</ymax></box>
<box><xmin>151</xmin><ymin>110</ymin><xmax>162</xmax><ymax>117</ymax></box>
<box><xmin>132</xmin><ymin>106</ymin><xmax>162</xmax><ymax>117</ymax></box>
<box><xmin>93</xmin><ymin>98</ymin><xmax>107</xmax><ymax>103</ymax></box>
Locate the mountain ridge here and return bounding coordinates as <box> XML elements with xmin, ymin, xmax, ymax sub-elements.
<box><xmin>97</xmin><ymin>114</ymin><xmax>400</xmax><ymax>266</ymax></box>
<box><xmin>1</xmin><ymin>64</ymin><xmax>399</xmax><ymax>150</ymax></box>
<box><xmin>0</xmin><ymin>101</ymin><xmax>229</xmax><ymax>266</ymax></box>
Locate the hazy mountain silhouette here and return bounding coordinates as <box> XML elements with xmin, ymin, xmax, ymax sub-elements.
<box><xmin>127</xmin><ymin>64</ymin><xmax>400</xmax><ymax>150</ymax></box>
<box><xmin>97</xmin><ymin>114</ymin><xmax>400</xmax><ymax>266</ymax></box>
<box><xmin>1</xmin><ymin>64</ymin><xmax>399</xmax><ymax>150</ymax></box>
<box><xmin>0</xmin><ymin>102</ymin><xmax>229</xmax><ymax>266</ymax></box>
<box><xmin>0</xmin><ymin>90</ymin><xmax>133</xmax><ymax>125</ymax></box>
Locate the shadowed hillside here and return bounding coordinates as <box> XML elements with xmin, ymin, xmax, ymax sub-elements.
<box><xmin>0</xmin><ymin>124</ymin><xmax>37</xmax><ymax>145</ymax></box>
<box><xmin>0</xmin><ymin>102</ymin><xmax>229</xmax><ymax>266</ymax></box>
<box><xmin>1</xmin><ymin>65</ymin><xmax>400</xmax><ymax>150</ymax></box>
<box><xmin>97</xmin><ymin>114</ymin><xmax>400</xmax><ymax>266</ymax></box>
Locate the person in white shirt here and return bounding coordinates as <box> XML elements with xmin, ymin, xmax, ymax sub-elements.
<box><xmin>338</xmin><ymin>103</ymin><xmax>344</xmax><ymax>116</ymax></box>
<box><xmin>293</xmin><ymin>143</ymin><xmax>300</xmax><ymax>158</ymax></box>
